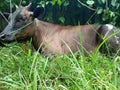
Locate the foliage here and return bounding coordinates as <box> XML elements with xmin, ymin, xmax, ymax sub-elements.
<box><xmin>0</xmin><ymin>0</ymin><xmax>120</xmax><ymax>26</ymax></box>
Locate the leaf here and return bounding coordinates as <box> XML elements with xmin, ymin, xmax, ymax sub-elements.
<box><xmin>111</xmin><ymin>0</ymin><xmax>116</xmax><ymax>7</ymax></box>
<box><xmin>39</xmin><ymin>1</ymin><xmax>46</xmax><ymax>7</ymax></box>
<box><xmin>57</xmin><ymin>0</ymin><xmax>62</xmax><ymax>6</ymax></box>
<box><xmin>51</xmin><ymin>0</ymin><xmax>57</xmax><ymax>6</ymax></box>
<box><xmin>101</xmin><ymin>0</ymin><xmax>106</xmax><ymax>4</ymax></box>
<box><xmin>63</xmin><ymin>1</ymin><xmax>69</xmax><ymax>6</ymax></box>
<box><xmin>110</xmin><ymin>11</ymin><xmax>115</xmax><ymax>17</ymax></box>
<box><xmin>86</xmin><ymin>0</ymin><xmax>95</xmax><ymax>6</ymax></box>
<box><xmin>59</xmin><ymin>17</ymin><xmax>65</xmax><ymax>24</ymax></box>
<box><xmin>116</xmin><ymin>3</ymin><xmax>120</xmax><ymax>9</ymax></box>
<box><xmin>97</xmin><ymin>7</ymin><xmax>103</xmax><ymax>14</ymax></box>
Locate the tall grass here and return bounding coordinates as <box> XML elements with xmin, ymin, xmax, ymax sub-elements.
<box><xmin>0</xmin><ymin>42</ymin><xmax>120</xmax><ymax>90</ymax></box>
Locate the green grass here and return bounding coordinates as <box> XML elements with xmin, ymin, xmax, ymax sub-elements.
<box><xmin>0</xmin><ymin>42</ymin><xmax>120</xmax><ymax>90</ymax></box>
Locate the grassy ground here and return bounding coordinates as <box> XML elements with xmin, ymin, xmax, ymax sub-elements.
<box><xmin>0</xmin><ymin>42</ymin><xmax>120</xmax><ymax>90</ymax></box>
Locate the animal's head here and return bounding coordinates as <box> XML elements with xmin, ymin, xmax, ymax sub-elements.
<box><xmin>0</xmin><ymin>3</ymin><xmax>44</xmax><ymax>42</ymax></box>
<box><xmin>99</xmin><ymin>24</ymin><xmax>120</xmax><ymax>54</ymax></box>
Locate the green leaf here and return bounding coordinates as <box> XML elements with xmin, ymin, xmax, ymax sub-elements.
<box><xmin>111</xmin><ymin>0</ymin><xmax>117</xmax><ymax>7</ymax></box>
<box><xmin>39</xmin><ymin>1</ymin><xmax>46</xmax><ymax>7</ymax></box>
<box><xmin>59</xmin><ymin>17</ymin><xmax>65</xmax><ymax>24</ymax></box>
<box><xmin>97</xmin><ymin>7</ymin><xmax>103</xmax><ymax>14</ymax></box>
<box><xmin>110</xmin><ymin>11</ymin><xmax>115</xmax><ymax>17</ymax></box>
<box><xmin>51</xmin><ymin>0</ymin><xmax>57</xmax><ymax>6</ymax></box>
<box><xmin>101</xmin><ymin>0</ymin><xmax>106</xmax><ymax>4</ymax></box>
<box><xmin>63</xmin><ymin>1</ymin><xmax>69</xmax><ymax>6</ymax></box>
<box><xmin>86</xmin><ymin>0</ymin><xmax>95</xmax><ymax>6</ymax></box>
<box><xmin>116</xmin><ymin>3</ymin><xmax>120</xmax><ymax>9</ymax></box>
<box><xmin>57</xmin><ymin>0</ymin><xmax>62</xmax><ymax>6</ymax></box>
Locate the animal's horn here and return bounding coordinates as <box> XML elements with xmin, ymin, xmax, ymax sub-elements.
<box><xmin>25</xmin><ymin>3</ymin><xmax>32</xmax><ymax>10</ymax></box>
<box><xmin>15</xmin><ymin>5</ymin><xmax>19</xmax><ymax>10</ymax></box>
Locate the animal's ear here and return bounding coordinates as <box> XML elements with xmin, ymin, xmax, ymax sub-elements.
<box><xmin>33</xmin><ymin>7</ymin><xmax>44</xmax><ymax>18</ymax></box>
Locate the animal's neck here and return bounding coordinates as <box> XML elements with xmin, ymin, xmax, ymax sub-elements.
<box><xmin>36</xmin><ymin>20</ymin><xmax>59</xmax><ymax>34</ymax></box>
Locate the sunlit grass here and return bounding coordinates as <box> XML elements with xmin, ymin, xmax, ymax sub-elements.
<box><xmin>0</xmin><ymin>42</ymin><xmax>120</xmax><ymax>90</ymax></box>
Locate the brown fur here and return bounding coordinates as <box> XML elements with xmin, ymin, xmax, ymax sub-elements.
<box><xmin>0</xmin><ymin>4</ymin><xmax>120</xmax><ymax>56</ymax></box>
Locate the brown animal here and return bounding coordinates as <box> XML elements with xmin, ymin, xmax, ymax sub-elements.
<box><xmin>0</xmin><ymin>4</ymin><xmax>120</xmax><ymax>56</ymax></box>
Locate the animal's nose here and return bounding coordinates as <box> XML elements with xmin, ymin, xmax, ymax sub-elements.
<box><xmin>0</xmin><ymin>34</ymin><xmax>7</xmax><ymax>40</ymax></box>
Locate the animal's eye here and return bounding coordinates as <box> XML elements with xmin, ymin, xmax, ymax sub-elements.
<box><xmin>21</xmin><ymin>16</ymin><xmax>27</xmax><ymax>21</ymax></box>
<box><xmin>16</xmin><ymin>19</ymin><xmax>20</xmax><ymax>22</ymax></box>
<box><xmin>15</xmin><ymin>16</ymin><xmax>27</xmax><ymax>23</ymax></box>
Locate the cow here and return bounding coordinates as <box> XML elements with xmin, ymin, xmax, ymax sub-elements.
<box><xmin>0</xmin><ymin>3</ymin><xmax>120</xmax><ymax>56</ymax></box>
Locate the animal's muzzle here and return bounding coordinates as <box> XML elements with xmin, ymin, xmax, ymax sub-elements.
<box><xmin>0</xmin><ymin>33</ymin><xmax>10</xmax><ymax>41</ymax></box>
